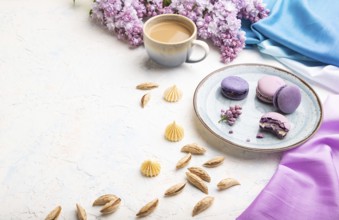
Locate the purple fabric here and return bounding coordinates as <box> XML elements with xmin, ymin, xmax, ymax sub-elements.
<box><xmin>237</xmin><ymin>95</ymin><xmax>339</xmax><ymax>220</ymax></box>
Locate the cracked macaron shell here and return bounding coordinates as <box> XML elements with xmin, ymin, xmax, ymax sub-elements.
<box><xmin>259</xmin><ymin>112</ymin><xmax>291</xmax><ymax>139</ymax></box>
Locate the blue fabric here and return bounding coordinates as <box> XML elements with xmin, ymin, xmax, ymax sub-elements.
<box><xmin>259</xmin><ymin>40</ymin><xmax>339</xmax><ymax>94</ymax></box>
<box><xmin>244</xmin><ymin>0</ymin><xmax>339</xmax><ymax>66</ymax></box>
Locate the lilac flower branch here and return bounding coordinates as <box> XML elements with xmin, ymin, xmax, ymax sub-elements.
<box><xmin>90</xmin><ymin>0</ymin><xmax>269</xmax><ymax>63</ymax></box>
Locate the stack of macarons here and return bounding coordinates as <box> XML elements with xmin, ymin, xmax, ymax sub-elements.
<box><xmin>256</xmin><ymin>75</ymin><xmax>301</xmax><ymax>114</ymax></box>
<box><xmin>220</xmin><ymin>74</ymin><xmax>302</xmax><ymax>139</ymax></box>
<box><xmin>256</xmin><ymin>75</ymin><xmax>301</xmax><ymax>138</ymax></box>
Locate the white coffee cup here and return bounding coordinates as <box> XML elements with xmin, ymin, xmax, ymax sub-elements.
<box><xmin>143</xmin><ymin>14</ymin><xmax>209</xmax><ymax>67</ymax></box>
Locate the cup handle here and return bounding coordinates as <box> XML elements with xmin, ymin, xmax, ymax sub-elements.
<box><xmin>186</xmin><ymin>40</ymin><xmax>210</xmax><ymax>63</ymax></box>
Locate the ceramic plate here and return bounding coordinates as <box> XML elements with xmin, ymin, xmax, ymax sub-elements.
<box><xmin>193</xmin><ymin>64</ymin><xmax>323</xmax><ymax>152</ymax></box>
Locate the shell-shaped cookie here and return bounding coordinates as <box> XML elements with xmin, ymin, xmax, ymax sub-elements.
<box><xmin>136</xmin><ymin>82</ymin><xmax>159</xmax><ymax>90</ymax></box>
<box><xmin>203</xmin><ymin>156</ymin><xmax>225</xmax><ymax>168</ymax></box>
<box><xmin>100</xmin><ymin>197</ymin><xmax>121</xmax><ymax>214</ymax></box>
<box><xmin>165</xmin><ymin>121</ymin><xmax>184</xmax><ymax>142</ymax></box>
<box><xmin>188</xmin><ymin>167</ymin><xmax>211</xmax><ymax>182</ymax></box>
<box><xmin>181</xmin><ymin>143</ymin><xmax>206</xmax><ymax>155</ymax></box>
<box><xmin>176</xmin><ymin>153</ymin><xmax>192</xmax><ymax>169</ymax></box>
<box><xmin>92</xmin><ymin>194</ymin><xmax>119</xmax><ymax>206</ymax></box>
<box><xmin>140</xmin><ymin>160</ymin><xmax>161</xmax><ymax>177</ymax></box>
<box><xmin>136</xmin><ymin>198</ymin><xmax>159</xmax><ymax>217</ymax></box>
<box><xmin>192</xmin><ymin>196</ymin><xmax>214</xmax><ymax>216</ymax></box>
<box><xmin>141</xmin><ymin>93</ymin><xmax>151</xmax><ymax>108</ymax></box>
<box><xmin>45</xmin><ymin>206</ymin><xmax>62</xmax><ymax>220</ymax></box>
<box><xmin>164</xmin><ymin>182</ymin><xmax>187</xmax><ymax>196</ymax></box>
<box><xmin>217</xmin><ymin>178</ymin><xmax>240</xmax><ymax>190</ymax></box>
<box><xmin>76</xmin><ymin>203</ymin><xmax>87</xmax><ymax>220</ymax></box>
<box><xmin>164</xmin><ymin>85</ymin><xmax>182</xmax><ymax>102</ymax></box>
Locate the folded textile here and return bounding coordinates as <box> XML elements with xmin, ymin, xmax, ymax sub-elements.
<box><xmin>237</xmin><ymin>95</ymin><xmax>339</xmax><ymax>220</ymax></box>
<box><xmin>258</xmin><ymin>40</ymin><xmax>339</xmax><ymax>94</ymax></box>
<box><xmin>243</xmin><ymin>0</ymin><xmax>339</xmax><ymax>93</ymax></box>
<box><xmin>247</xmin><ymin>0</ymin><xmax>339</xmax><ymax>66</ymax></box>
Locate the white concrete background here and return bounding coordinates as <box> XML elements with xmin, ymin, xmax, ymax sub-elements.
<box><xmin>0</xmin><ymin>0</ymin><xmax>331</xmax><ymax>219</ymax></box>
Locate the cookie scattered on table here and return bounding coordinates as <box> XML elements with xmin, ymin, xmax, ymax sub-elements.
<box><xmin>140</xmin><ymin>160</ymin><xmax>161</xmax><ymax>177</ymax></box>
<box><xmin>164</xmin><ymin>121</ymin><xmax>184</xmax><ymax>142</ymax></box>
<box><xmin>188</xmin><ymin>167</ymin><xmax>211</xmax><ymax>183</ymax></box>
<box><xmin>192</xmin><ymin>196</ymin><xmax>214</xmax><ymax>217</ymax></box>
<box><xmin>136</xmin><ymin>82</ymin><xmax>159</xmax><ymax>90</ymax></box>
<box><xmin>176</xmin><ymin>153</ymin><xmax>192</xmax><ymax>169</ymax></box>
<box><xmin>181</xmin><ymin>143</ymin><xmax>206</xmax><ymax>155</ymax></box>
<box><xmin>76</xmin><ymin>203</ymin><xmax>87</xmax><ymax>220</ymax></box>
<box><xmin>217</xmin><ymin>178</ymin><xmax>240</xmax><ymax>190</ymax></box>
<box><xmin>203</xmin><ymin>156</ymin><xmax>225</xmax><ymax>168</ymax></box>
<box><xmin>91</xmin><ymin>194</ymin><xmax>122</xmax><ymax>215</ymax></box>
<box><xmin>140</xmin><ymin>93</ymin><xmax>151</xmax><ymax>108</ymax></box>
<box><xmin>163</xmin><ymin>85</ymin><xmax>182</xmax><ymax>102</ymax></box>
<box><xmin>93</xmin><ymin>194</ymin><xmax>119</xmax><ymax>206</ymax></box>
<box><xmin>45</xmin><ymin>206</ymin><xmax>62</xmax><ymax>220</ymax></box>
<box><xmin>100</xmin><ymin>197</ymin><xmax>121</xmax><ymax>215</ymax></box>
<box><xmin>136</xmin><ymin>198</ymin><xmax>159</xmax><ymax>217</ymax></box>
<box><xmin>186</xmin><ymin>171</ymin><xmax>208</xmax><ymax>194</ymax></box>
<box><xmin>164</xmin><ymin>182</ymin><xmax>187</xmax><ymax>197</ymax></box>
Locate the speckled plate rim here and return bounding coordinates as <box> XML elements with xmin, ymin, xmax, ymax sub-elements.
<box><xmin>193</xmin><ymin>63</ymin><xmax>323</xmax><ymax>152</ymax></box>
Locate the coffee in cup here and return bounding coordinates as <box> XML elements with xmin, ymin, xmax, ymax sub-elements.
<box><xmin>143</xmin><ymin>14</ymin><xmax>209</xmax><ymax>67</ymax></box>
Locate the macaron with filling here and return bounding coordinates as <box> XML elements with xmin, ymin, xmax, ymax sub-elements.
<box><xmin>273</xmin><ymin>84</ymin><xmax>302</xmax><ymax>114</ymax></box>
<box><xmin>256</xmin><ymin>76</ymin><xmax>286</xmax><ymax>103</ymax></box>
<box><xmin>259</xmin><ymin>112</ymin><xmax>290</xmax><ymax>139</ymax></box>
<box><xmin>220</xmin><ymin>76</ymin><xmax>249</xmax><ymax>100</ymax></box>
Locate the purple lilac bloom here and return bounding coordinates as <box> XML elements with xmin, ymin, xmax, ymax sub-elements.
<box><xmin>90</xmin><ymin>0</ymin><xmax>269</xmax><ymax>62</ymax></box>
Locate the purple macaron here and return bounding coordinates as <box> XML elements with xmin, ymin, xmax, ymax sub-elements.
<box><xmin>273</xmin><ymin>85</ymin><xmax>302</xmax><ymax>114</ymax></box>
<box><xmin>256</xmin><ymin>76</ymin><xmax>286</xmax><ymax>103</ymax></box>
<box><xmin>259</xmin><ymin>112</ymin><xmax>290</xmax><ymax>139</ymax></box>
<box><xmin>221</xmin><ymin>76</ymin><xmax>249</xmax><ymax>100</ymax></box>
